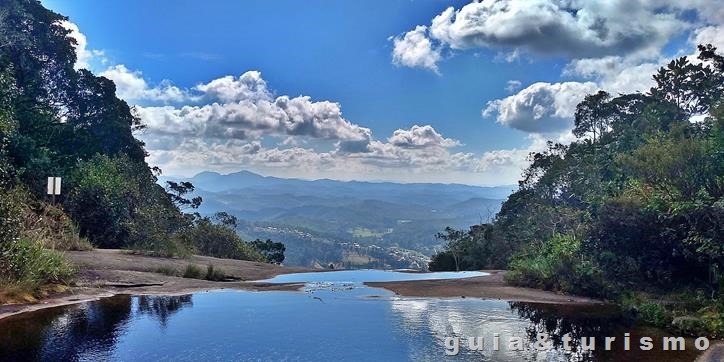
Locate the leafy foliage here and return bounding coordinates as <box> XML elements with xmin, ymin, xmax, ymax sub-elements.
<box><xmin>428</xmin><ymin>225</ymin><xmax>509</xmax><ymax>271</ymax></box>
<box><xmin>181</xmin><ymin>217</ymin><xmax>266</xmax><ymax>262</ymax></box>
<box><xmin>0</xmin><ymin>238</ymin><xmax>73</xmax><ymax>286</ymax></box>
<box><xmin>18</xmin><ymin>191</ymin><xmax>92</xmax><ymax>251</ymax></box>
<box><xmin>506</xmin><ymin>234</ymin><xmax>611</xmax><ymax>298</ymax></box>
<box><xmin>249</xmin><ymin>239</ymin><xmax>286</xmax><ymax>264</ymax></box>
<box><xmin>166</xmin><ymin>181</ymin><xmax>202</xmax><ymax>210</ymax></box>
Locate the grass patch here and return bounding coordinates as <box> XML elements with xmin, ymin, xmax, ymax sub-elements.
<box><xmin>182</xmin><ymin>264</ymin><xmax>203</xmax><ymax>279</ymax></box>
<box><xmin>179</xmin><ymin>264</ymin><xmax>227</xmax><ymax>281</ymax></box>
<box><xmin>155</xmin><ymin>266</ymin><xmax>179</xmax><ymax>277</ymax></box>
<box><xmin>621</xmin><ymin>291</ymin><xmax>724</xmax><ymax>338</ymax></box>
<box><xmin>0</xmin><ymin>283</ymin><xmax>70</xmax><ymax>305</ymax></box>
<box><xmin>18</xmin><ymin>193</ymin><xmax>92</xmax><ymax>251</ymax></box>
<box><xmin>205</xmin><ymin>264</ymin><xmax>226</xmax><ymax>281</ymax></box>
<box><xmin>0</xmin><ymin>238</ymin><xmax>75</xmax><ymax>305</ymax></box>
<box><xmin>0</xmin><ymin>238</ymin><xmax>74</xmax><ymax>286</ymax></box>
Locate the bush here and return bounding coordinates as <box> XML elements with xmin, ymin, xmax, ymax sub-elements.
<box><xmin>205</xmin><ymin>264</ymin><xmax>226</xmax><ymax>281</ymax></box>
<box><xmin>0</xmin><ymin>238</ymin><xmax>74</xmax><ymax>286</ymax></box>
<box><xmin>428</xmin><ymin>250</ymin><xmax>457</xmax><ymax>272</ymax></box>
<box><xmin>127</xmin><ymin>234</ymin><xmax>192</xmax><ymax>258</ymax></box>
<box><xmin>182</xmin><ymin>218</ymin><xmax>264</xmax><ymax>262</ymax></box>
<box><xmin>249</xmin><ymin>239</ymin><xmax>285</xmax><ymax>264</ymax></box>
<box><xmin>125</xmin><ymin>204</ymin><xmax>194</xmax><ymax>258</ymax></box>
<box><xmin>18</xmin><ymin>196</ymin><xmax>92</xmax><ymax>251</ymax></box>
<box><xmin>507</xmin><ymin>234</ymin><xmax>612</xmax><ymax>298</ymax></box>
<box><xmin>428</xmin><ymin>225</ymin><xmax>513</xmax><ymax>272</ymax></box>
<box><xmin>699</xmin><ymin>307</ymin><xmax>724</xmax><ymax>338</ymax></box>
<box><xmin>182</xmin><ymin>264</ymin><xmax>203</xmax><ymax>279</ymax></box>
<box><xmin>637</xmin><ymin>301</ymin><xmax>670</xmax><ymax>327</ymax></box>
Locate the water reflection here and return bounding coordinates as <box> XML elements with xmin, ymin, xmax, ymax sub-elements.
<box><xmin>390</xmin><ymin>297</ymin><xmax>561</xmax><ymax>360</ymax></box>
<box><xmin>509</xmin><ymin>302</ymin><xmax>700</xmax><ymax>361</ymax></box>
<box><xmin>509</xmin><ymin>302</ymin><xmax>625</xmax><ymax>360</ymax></box>
<box><xmin>135</xmin><ymin>295</ymin><xmax>193</xmax><ymax>329</ymax></box>
<box><xmin>0</xmin><ymin>295</ymin><xmax>193</xmax><ymax>361</ymax></box>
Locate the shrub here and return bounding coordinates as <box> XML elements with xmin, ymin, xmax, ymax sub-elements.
<box><xmin>128</xmin><ymin>235</ymin><xmax>192</xmax><ymax>258</ymax></box>
<box><xmin>249</xmin><ymin>239</ymin><xmax>285</xmax><ymax>264</ymax></box>
<box><xmin>18</xmin><ymin>196</ymin><xmax>92</xmax><ymax>251</ymax></box>
<box><xmin>0</xmin><ymin>188</ymin><xmax>76</xmax><ymax>290</ymax></box>
<box><xmin>699</xmin><ymin>308</ymin><xmax>724</xmax><ymax>338</ymax></box>
<box><xmin>637</xmin><ymin>301</ymin><xmax>670</xmax><ymax>327</ymax></box>
<box><xmin>125</xmin><ymin>204</ymin><xmax>194</xmax><ymax>258</ymax></box>
<box><xmin>182</xmin><ymin>218</ymin><xmax>264</xmax><ymax>262</ymax></box>
<box><xmin>507</xmin><ymin>234</ymin><xmax>612</xmax><ymax>298</ymax></box>
<box><xmin>428</xmin><ymin>250</ymin><xmax>457</xmax><ymax>272</ymax></box>
<box><xmin>65</xmin><ymin>155</ymin><xmax>141</xmax><ymax>247</ymax></box>
<box><xmin>182</xmin><ymin>264</ymin><xmax>202</xmax><ymax>279</ymax></box>
<box><xmin>0</xmin><ymin>238</ymin><xmax>74</xmax><ymax>286</ymax></box>
<box><xmin>205</xmin><ymin>264</ymin><xmax>226</xmax><ymax>281</ymax></box>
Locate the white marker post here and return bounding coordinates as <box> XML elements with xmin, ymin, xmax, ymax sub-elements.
<box><xmin>47</xmin><ymin>176</ymin><xmax>61</xmax><ymax>203</ymax></box>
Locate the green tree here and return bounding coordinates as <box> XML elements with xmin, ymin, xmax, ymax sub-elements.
<box><xmin>166</xmin><ymin>181</ymin><xmax>202</xmax><ymax>210</ymax></box>
<box><xmin>250</xmin><ymin>239</ymin><xmax>286</xmax><ymax>264</ymax></box>
<box><xmin>182</xmin><ymin>217</ymin><xmax>264</xmax><ymax>262</ymax></box>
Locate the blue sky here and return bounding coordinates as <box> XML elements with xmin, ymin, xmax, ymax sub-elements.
<box><xmin>43</xmin><ymin>0</ymin><xmax>723</xmax><ymax>185</ymax></box>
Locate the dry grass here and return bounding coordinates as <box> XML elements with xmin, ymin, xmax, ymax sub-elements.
<box><xmin>0</xmin><ymin>283</ymin><xmax>70</xmax><ymax>305</ymax></box>
<box><xmin>19</xmin><ymin>199</ymin><xmax>92</xmax><ymax>251</ymax></box>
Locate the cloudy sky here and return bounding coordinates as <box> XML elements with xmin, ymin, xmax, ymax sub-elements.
<box><xmin>44</xmin><ymin>0</ymin><xmax>723</xmax><ymax>185</ymax></box>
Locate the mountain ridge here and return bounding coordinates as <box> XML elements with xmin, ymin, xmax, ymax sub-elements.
<box><xmin>161</xmin><ymin>170</ymin><xmax>516</xmax><ymax>197</ymax></box>
<box><xmin>160</xmin><ymin>170</ymin><xmax>516</xmax><ymax>268</ymax></box>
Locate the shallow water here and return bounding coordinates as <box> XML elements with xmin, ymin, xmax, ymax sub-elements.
<box><xmin>257</xmin><ymin>269</ymin><xmax>489</xmax><ymax>283</ymax></box>
<box><xmin>0</xmin><ymin>270</ymin><xmax>702</xmax><ymax>361</ymax></box>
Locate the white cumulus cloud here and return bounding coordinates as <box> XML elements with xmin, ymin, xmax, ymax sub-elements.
<box><xmin>193</xmin><ymin>71</ymin><xmax>271</xmax><ymax>103</ymax></box>
<box><xmin>100</xmin><ymin>65</ymin><xmax>189</xmax><ymax>103</ymax></box>
<box><xmin>428</xmin><ymin>1</ymin><xmax>683</xmax><ymax>58</ymax></box>
<box><xmin>388</xmin><ymin>125</ymin><xmax>460</xmax><ymax>149</ymax></box>
<box><xmin>483</xmin><ymin>82</ymin><xmax>599</xmax><ymax>134</ymax></box>
<box><xmin>391</xmin><ymin>25</ymin><xmax>442</xmax><ymax>73</ymax></box>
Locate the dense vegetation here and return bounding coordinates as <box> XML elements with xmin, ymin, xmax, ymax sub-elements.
<box><xmin>0</xmin><ymin>0</ymin><xmax>282</xmax><ymax>295</ymax></box>
<box><xmin>431</xmin><ymin>46</ymin><xmax>723</xmax><ymax>336</ymax></box>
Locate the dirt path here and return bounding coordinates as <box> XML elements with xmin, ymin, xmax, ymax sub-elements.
<box><xmin>0</xmin><ymin>249</ymin><xmax>313</xmax><ymax>320</ymax></box>
<box><xmin>366</xmin><ymin>270</ymin><xmax>603</xmax><ymax>304</ymax></box>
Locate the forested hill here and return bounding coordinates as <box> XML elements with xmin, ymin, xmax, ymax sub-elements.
<box><xmin>168</xmin><ymin>170</ymin><xmax>514</xmax><ymax>199</ymax></box>
<box><xmin>163</xmin><ymin>171</ymin><xmax>515</xmax><ymax>267</ymax></box>
<box><xmin>431</xmin><ymin>46</ymin><xmax>724</xmax><ymax>336</ymax></box>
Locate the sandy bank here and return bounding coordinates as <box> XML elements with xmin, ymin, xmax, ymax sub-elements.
<box><xmin>0</xmin><ymin>249</ymin><xmax>312</xmax><ymax>320</ymax></box>
<box><xmin>366</xmin><ymin>270</ymin><xmax>603</xmax><ymax>304</ymax></box>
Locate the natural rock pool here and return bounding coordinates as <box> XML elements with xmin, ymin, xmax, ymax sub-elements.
<box><xmin>0</xmin><ymin>270</ymin><xmax>702</xmax><ymax>361</ymax></box>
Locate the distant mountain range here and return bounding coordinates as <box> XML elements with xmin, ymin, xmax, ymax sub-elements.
<box><xmin>162</xmin><ymin>171</ymin><xmax>515</xmax><ymax>269</ymax></box>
